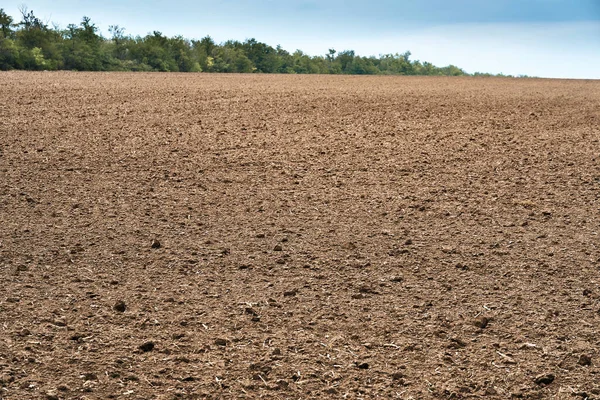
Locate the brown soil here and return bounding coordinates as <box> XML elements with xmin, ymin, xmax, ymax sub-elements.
<box><xmin>1</xmin><ymin>72</ymin><xmax>600</xmax><ymax>399</ymax></box>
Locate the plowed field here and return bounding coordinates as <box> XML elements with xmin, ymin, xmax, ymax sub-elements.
<box><xmin>1</xmin><ymin>72</ymin><xmax>600</xmax><ymax>399</ymax></box>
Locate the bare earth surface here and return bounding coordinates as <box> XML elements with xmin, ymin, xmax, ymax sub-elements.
<box><xmin>1</xmin><ymin>72</ymin><xmax>600</xmax><ymax>399</ymax></box>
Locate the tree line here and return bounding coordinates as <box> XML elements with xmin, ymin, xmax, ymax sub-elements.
<box><xmin>0</xmin><ymin>7</ymin><xmax>514</xmax><ymax>76</ymax></box>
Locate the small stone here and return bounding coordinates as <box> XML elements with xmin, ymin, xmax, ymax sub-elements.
<box><xmin>273</xmin><ymin>244</ymin><xmax>283</xmax><ymax>251</ymax></box>
<box><xmin>151</xmin><ymin>239</ymin><xmax>161</xmax><ymax>249</ymax></box>
<box><xmin>113</xmin><ymin>301</ymin><xmax>126</xmax><ymax>313</ymax></box>
<box><xmin>139</xmin><ymin>341</ymin><xmax>155</xmax><ymax>352</ymax></box>
<box><xmin>534</xmin><ymin>373</ymin><xmax>555</xmax><ymax>385</ymax></box>
<box><xmin>474</xmin><ymin>316</ymin><xmax>489</xmax><ymax>329</ymax></box>
<box><xmin>214</xmin><ymin>338</ymin><xmax>227</xmax><ymax>347</ymax></box>
<box><xmin>256</xmin><ymin>233</ymin><xmax>266</xmax><ymax>238</ymax></box>
<box><xmin>283</xmin><ymin>289</ymin><xmax>298</xmax><ymax>297</ymax></box>
<box><xmin>578</xmin><ymin>355</ymin><xmax>592</xmax><ymax>366</ymax></box>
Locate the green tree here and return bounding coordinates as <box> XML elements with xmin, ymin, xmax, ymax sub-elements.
<box><xmin>212</xmin><ymin>44</ymin><xmax>253</xmax><ymax>73</ymax></box>
<box><xmin>169</xmin><ymin>36</ymin><xmax>200</xmax><ymax>72</ymax></box>
<box><xmin>0</xmin><ymin>8</ymin><xmax>14</xmax><ymax>38</ymax></box>
<box><xmin>336</xmin><ymin>50</ymin><xmax>355</xmax><ymax>73</ymax></box>
<box><xmin>0</xmin><ymin>37</ymin><xmax>19</xmax><ymax>69</ymax></box>
<box><xmin>128</xmin><ymin>31</ymin><xmax>178</xmax><ymax>71</ymax></box>
<box><xmin>108</xmin><ymin>25</ymin><xmax>128</xmax><ymax>64</ymax></box>
<box><xmin>14</xmin><ymin>7</ymin><xmax>62</xmax><ymax>69</ymax></box>
<box><xmin>440</xmin><ymin>65</ymin><xmax>466</xmax><ymax>76</ymax></box>
<box><xmin>191</xmin><ymin>36</ymin><xmax>216</xmax><ymax>71</ymax></box>
<box><xmin>61</xmin><ymin>16</ymin><xmax>107</xmax><ymax>70</ymax></box>
<box><xmin>242</xmin><ymin>38</ymin><xmax>280</xmax><ymax>73</ymax></box>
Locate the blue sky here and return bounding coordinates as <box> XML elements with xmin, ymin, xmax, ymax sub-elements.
<box><xmin>4</xmin><ymin>0</ymin><xmax>600</xmax><ymax>78</ymax></box>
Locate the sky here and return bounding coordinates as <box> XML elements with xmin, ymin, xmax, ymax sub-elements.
<box><xmin>3</xmin><ymin>0</ymin><xmax>600</xmax><ymax>78</ymax></box>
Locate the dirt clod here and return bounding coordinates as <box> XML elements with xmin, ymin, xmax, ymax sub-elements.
<box><xmin>358</xmin><ymin>286</ymin><xmax>380</xmax><ymax>294</ymax></box>
<box><xmin>534</xmin><ymin>373</ymin><xmax>555</xmax><ymax>386</ymax></box>
<box><xmin>18</xmin><ymin>328</ymin><xmax>31</xmax><ymax>336</ymax></box>
<box><xmin>449</xmin><ymin>337</ymin><xmax>467</xmax><ymax>348</ymax></box>
<box><xmin>391</xmin><ymin>372</ymin><xmax>404</xmax><ymax>380</ymax></box>
<box><xmin>82</xmin><ymin>373</ymin><xmax>98</xmax><ymax>381</ymax></box>
<box><xmin>474</xmin><ymin>316</ymin><xmax>490</xmax><ymax>329</ymax></box>
<box><xmin>113</xmin><ymin>300</ymin><xmax>127</xmax><ymax>313</ymax></box>
<box><xmin>139</xmin><ymin>342</ymin><xmax>155</xmax><ymax>352</ymax></box>
<box><xmin>245</xmin><ymin>307</ymin><xmax>258</xmax><ymax>316</ymax></box>
<box><xmin>578</xmin><ymin>355</ymin><xmax>592</xmax><ymax>366</ymax></box>
<box><xmin>151</xmin><ymin>239</ymin><xmax>161</xmax><ymax>249</ymax></box>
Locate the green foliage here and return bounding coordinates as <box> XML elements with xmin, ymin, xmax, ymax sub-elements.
<box><xmin>0</xmin><ymin>8</ymin><xmax>513</xmax><ymax>77</ymax></box>
<box><xmin>0</xmin><ymin>38</ymin><xmax>19</xmax><ymax>70</ymax></box>
<box><xmin>0</xmin><ymin>8</ymin><xmax>15</xmax><ymax>39</ymax></box>
<box><xmin>61</xmin><ymin>17</ymin><xmax>107</xmax><ymax>71</ymax></box>
<box><xmin>211</xmin><ymin>44</ymin><xmax>254</xmax><ymax>73</ymax></box>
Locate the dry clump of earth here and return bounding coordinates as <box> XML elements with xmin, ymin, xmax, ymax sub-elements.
<box><xmin>1</xmin><ymin>72</ymin><xmax>600</xmax><ymax>399</ymax></box>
